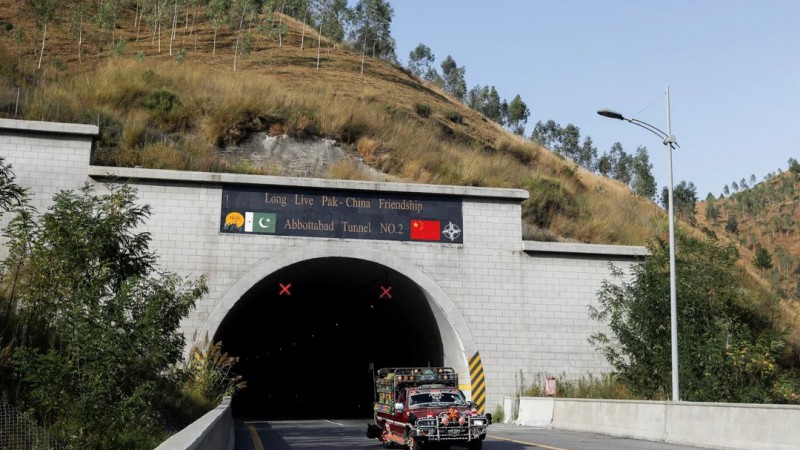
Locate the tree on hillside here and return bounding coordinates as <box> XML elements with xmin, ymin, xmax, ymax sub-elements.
<box><xmin>231</xmin><ymin>0</ymin><xmax>260</xmax><ymax>71</ymax></box>
<box><xmin>725</xmin><ymin>215</ymin><xmax>738</xmax><ymax>234</ymax></box>
<box><xmin>408</xmin><ymin>43</ymin><xmax>435</xmax><ymax>78</ymax></box>
<box><xmin>440</xmin><ymin>55</ymin><xmax>466</xmax><ymax>101</ymax></box>
<box><xmin>705</xmin><ymin>192</ymin><xmax>720</xmax><ymax>224</ymax></box>
<box><xmin>466</xmin><ymin>85</ymin><xmax>503</xmax><ymax>124</ymax></box>
<box><xmin>96</xmin><ymin>0</ymin><xmax>126</xmax><ymax>47</ymax></box>
<box><xmin>577</xmin><ymin>136</ymin><xmax>598</xmax><ymax>170</ymax></box>
<box><xmin>206</xmin><ymin>0</ymin><xmax>229</xmax><ymax>55</ymax></box>
<box><xmin>596</xmin><ymin>153</ymin><xmax>612</xmax><ymax>176</ymax></box>
<box><xmin>754</xmin><ymin>247</ymin><xmax>774</xmax><ymax>270</ymax></box>
<box><xmin>723</xmin><ymin>184</ymin><xmax>730</xmax><ymax>196</ymax></box>
<box><xmin>350</xmin><ymin>0</ymin><xmax>396</xmax><ymax>76</ymax></box>
<box><xmin>66</xmin><ymin>0</ymin><xmax>91</xmax><ymax>63</ymax></box>
<box><xmin>731</xmin><ymin>181</ymin><xmax>739</xmax><ymax>192</ymax></box>
<box><xmin>505</xmin><ymin>94</ymin><xmax>530</xmax><ymax>136</ymax></box>
<box><xmin>590</xmin><ymin>234</ymin><xmax>788</xmax><ymax>403</ymax></box>
<box><xmin>317</xmin><ymin>0</ymin><xmax>348</xmax><ymax>45</ymax></box>
<box><xmin>608</xmin><ymin>142</ymin><xmax>633</xmax><ymax>185</ymax></box>
<box><xmin>530</xmin><ymin>120</ymin><xmax>562</xmax><ymax>149</ymax></box>
<box><xmin>661</xmin><ymin>180</ymin><xmax>698</xmax><ymax>224</ymax></box>
<box><xmin>555</xmin><ymin>123</ymin><xmax>581</xmax><ymax>161</ymax></box>
<box><xmin>789</xmin><ymin>157</ymin><xmax>800</xmax><ymax>175</ymax></box>
<box><xmin>631</xmin><ymin>146</ymin><xmax>657</xmax><ymax>199</ymax></box>
<box><xmin>27</xmin><ymin>0</ymin><xmax>57</xmax><ymax>69</ymax></box>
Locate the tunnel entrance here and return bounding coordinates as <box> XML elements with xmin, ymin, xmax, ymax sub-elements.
<box><xmin>214</xmin><ymin>257</ymin><xmax>446</xmax><ymax>419</ymax></box>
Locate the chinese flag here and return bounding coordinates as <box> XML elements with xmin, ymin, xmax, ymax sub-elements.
<box><xmin>410</xmin><ymin>219</ymin><xmax>441</xmax><ymax>241</ymax></box>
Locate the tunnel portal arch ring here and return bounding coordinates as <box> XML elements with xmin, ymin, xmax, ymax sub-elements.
<box><xmin>202</xmin><ymin>241</ymin><xmax>479</xmax><ymax>382</ymax></box>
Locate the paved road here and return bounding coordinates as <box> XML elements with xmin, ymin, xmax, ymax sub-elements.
<box><xmin>234</xmin><ymin>419</ymin><xmax>706</xmax><ymax>450</ymax></box>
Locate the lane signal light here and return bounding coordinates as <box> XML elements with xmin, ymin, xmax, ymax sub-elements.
<box><xmin>379</xmin><ymin>286</ymin><xmax>392</xmax><ymax>299</ymax></box>
<box><xmin>279</xmin><ymin>282</ymin><xmax>292</xmax><ymax>296</ymax></box>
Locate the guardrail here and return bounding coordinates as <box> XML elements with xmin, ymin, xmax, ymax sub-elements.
<box><xmin>155</xmin><ymin>397</ymin><xmax>234</xmax><ymax>450</ymax></box>
<box><xmin>510</xmin><ymin>396</ymin><xmax>800</xmax><ymax>450</ymax></box>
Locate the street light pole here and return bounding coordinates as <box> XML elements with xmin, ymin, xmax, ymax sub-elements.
<box><xmin>597</xmin><ymin>86</ymin><xmax>680</xmax><ymax>401</ymax></box>
<box><xmin>665</xmin><ymin>86</ymin><xmax>679</xmax><ymax>402</ymax></box>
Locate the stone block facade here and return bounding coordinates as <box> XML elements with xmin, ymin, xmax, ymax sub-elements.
<box><xmin>1</xmin><ymin>119</ymin><xmax>646</xmax><ymax>410</ymax></box>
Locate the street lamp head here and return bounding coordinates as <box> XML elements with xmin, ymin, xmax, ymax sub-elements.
<box><xmin>597</xmin><ymin>109</ymin><xmax>626</xmax><ymax>120</ymax></box>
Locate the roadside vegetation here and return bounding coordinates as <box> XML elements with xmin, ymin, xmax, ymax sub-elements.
<box><xmin>0</xmin><ymin>158</ymin><xmax>243</xmax><ymax>449</ymax></box>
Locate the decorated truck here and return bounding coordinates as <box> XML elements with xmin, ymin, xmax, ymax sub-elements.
<box><xmin>366</xmin><ymin>367</ymin><xmax>491</xmax><ymax>450</ymax></box>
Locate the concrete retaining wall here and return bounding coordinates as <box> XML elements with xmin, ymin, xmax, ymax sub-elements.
<box><xmin>155</xmin><ymin>397</ymin><xmax>234</xmax><ymax>450</ymax></box>
<box><xmin>514</xmin><ymin>397</ymin><xmax>800</xmax><ymax>449</ymax></box>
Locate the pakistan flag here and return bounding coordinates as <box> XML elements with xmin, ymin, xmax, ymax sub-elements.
<box><xmin>245</xmin><ymin>212</ymin><xmax>277</xmax><ymax>233</ymax></box>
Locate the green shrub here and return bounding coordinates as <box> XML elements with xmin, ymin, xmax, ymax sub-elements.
<box><xmin>445</xmin><ymin>110</ymin><xmax>463</xmax><ymax>124</ymax></box>
<box><xmin>143</xmin><ymin>88</ymin><xmax>180</xmax><ymax>115</ymax></box>
<box><xmin>414</xmin><ymin>102</ymin><xmax>432</xmax><ymax>118</ymax></box>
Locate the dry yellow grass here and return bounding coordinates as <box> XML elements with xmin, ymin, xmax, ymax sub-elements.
<box><xmin>0</xmin><ymin>1</ymin><xmax>667</xmax><ymax>246</ymax></box>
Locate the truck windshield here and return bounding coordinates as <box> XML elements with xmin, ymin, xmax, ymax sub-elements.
<box><xmin>408</xmin><ymin>391</ymin><xmax>466</xmax><ymax>407</ymax></box>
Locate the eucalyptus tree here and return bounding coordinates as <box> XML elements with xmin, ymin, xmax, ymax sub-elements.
<box><xmin>312</xmin><ymin>0</ymin><xmax>348</xmax><ymax>68</ymax></box>
<box><xmin>556</xmin><ymin>123</ymin><xmax>580</xmax><ymax>160</ymax></box>
<box><xmin>207</xmin><ymin>0</ymin><xmax>230</xmax><ymax>55</ymax></box>
<box><xmin>408</xmin><ymin>43</ymin><xmax>435</xmax><ymax>78</ymax></box>
<box><xmin>705</xmin><ymin>193</ymin><xmax>720</xmax><ymax>224</ymax></box>
<box><xmin>661</xmin><ymin>180</ymin><xmax>698</xmax><ymax>223</ymax></box>
<box><xmin>66</xmin><ymin>0</ymin><xmax>91</xmax><ymax>63</ymax></box>
<box><xmin>608</xmin><ymin>142</ymin><xmax>632</xmax><ymax>185</ymax></box>
<box><xmin>574</xmin><ymin>136</ymin><xmax>596</xmax><ymax>170</ymax></box>
<box><xmin>231</xmin><ymin>0</ymin><xmax>260</xmax><ymax>71</ymax></box>
<box><xmin>95</xmin><ymin>0</ymin><xmax>125</xmax><ymax>47</ymax></box>
<box><xmin>318</xmin><ymin>0</ymin><xmax>347</xmax><ymax>44</ymax></box>
<box><xmin>505</xmin><ymin>94</ymin><xmax>530</xmax><ymax>136</ymax></box>
<box><xmin>530</xmin><ymin>120</ymin><xmax>562</xmax><ymax>149</ymax></box>
<box><xmin>440</xmin><ymin>55</ymin><xmax>466</xmax><ymax>101</ymax></box>
<box><xmin>631</xmin><ymin>146</ymin><xmax>657</xmax><ymax>199</ymax></box>
<box><xmin>27</xmin><ymin>0</ymin><xmax>57</xmax><ymax>68</ymax></box>
<box><xmin>351</xmin><ymin>0</ymin><xmax>396</xmax><ymax>75</ymax></box>
<box><xmin>466</xmin><ymin>85</ymin><xmax>503</xmax><ymax>125</ymax></box>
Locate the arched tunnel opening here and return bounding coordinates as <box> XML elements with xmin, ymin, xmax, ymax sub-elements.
<box><xmin>214</xmin><ymin>257</ymin><xmax>445</xmax><ymax>419</ymax></box>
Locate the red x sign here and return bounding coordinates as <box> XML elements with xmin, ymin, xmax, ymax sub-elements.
<box><xmin>379</xmin><ymin>286</ymin><xmax>392</xmax><ymax>299</ymax></box>
<box><xmin>279</xmin><ymin>283</ymin><xmax>292</xmax><ymax>296</ymax></box>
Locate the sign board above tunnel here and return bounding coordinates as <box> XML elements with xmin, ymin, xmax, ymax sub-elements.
<box><xmin>220</xmin><ymin>185</ymin><xmax>463</xmax><ymax>244</ymax></box>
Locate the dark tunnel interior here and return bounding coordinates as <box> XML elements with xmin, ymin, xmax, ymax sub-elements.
<box><xmin>214</xmin><ymin>257</ymin><xmax>445</xmax><ymax>419</ymax></box>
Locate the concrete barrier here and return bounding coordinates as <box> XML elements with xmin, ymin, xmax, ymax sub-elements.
<box><xmin>665</xmin><ymin>402</ymin><xmax>800</xmax><ymax>450</ymax></box>
<box><xmin>515</xmin><ymin>397</ymin><xmax>554</xmax><ymax>427</ymax></box>
<box><xmin>155</xmin><ymin>397</ymin><xmax>234</xmax><ymax>450</ymax></box>
<box><xmin>553</xmin><ymin>399</ymin><xmax>666</xmax><ymax>442</ymax></box>
<box><xmin>514</xmin><ymin>397</ymin><xmax>800</xmax><ymax>450</ymax></box>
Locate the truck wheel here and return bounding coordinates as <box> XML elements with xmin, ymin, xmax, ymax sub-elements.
<box><xmin>467</xmin><ymin>440</ymin><xmax>482</xmax><ymax>450</ymax></box>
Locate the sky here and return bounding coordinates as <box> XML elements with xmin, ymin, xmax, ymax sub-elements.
<box><xmin>388</xmin><ymin>0</ymin><xmax>800</xmax><ymax>198</ymax></box>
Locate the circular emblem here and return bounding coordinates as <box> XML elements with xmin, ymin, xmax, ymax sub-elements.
<box><xmin>442</xmin><ymin>222</ymin><xmax>462</xmax><ymax>241</ymax></box>
<box><xmin>225</xmin><ymin>212</ymin><xmax>245</xmax><ymax>229</ymax></box>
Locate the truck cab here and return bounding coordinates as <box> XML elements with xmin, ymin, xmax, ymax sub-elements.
<box><xmin>367</xmin><ymin>367</ymin><xmax>490</xmax><ymax>450</ymax></box>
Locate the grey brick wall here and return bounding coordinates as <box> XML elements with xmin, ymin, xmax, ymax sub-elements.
<box><xmin>1</xmin><ymin>119</ymin><xmax>646</xmax><ymax>410</ymax></box>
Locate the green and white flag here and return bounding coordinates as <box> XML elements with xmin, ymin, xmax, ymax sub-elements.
<box><xmin>245</xmin><ymin>212</ymin><xmax>277</xmax><ymax>233</ymax></box>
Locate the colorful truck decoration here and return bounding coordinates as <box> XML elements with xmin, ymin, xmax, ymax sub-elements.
<box><xmin>367</xmin><ymin>367</ymin><xmax>491</xmax><ymax>450</ymax></box>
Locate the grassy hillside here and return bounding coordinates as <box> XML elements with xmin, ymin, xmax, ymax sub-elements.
<box><xmin>2</xmin><ymin>1</ymin><xmax>799</xmax><ymax>348</ymax></box>
<box><xmin>0</xmin><ymin>1</ymin><xmax>663</xmax><ymax>246</ymax></box>
<box><xmin>697</xmin><ymin>171</ymin><xmax>800</xmax><ymax>344</ymax></box>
